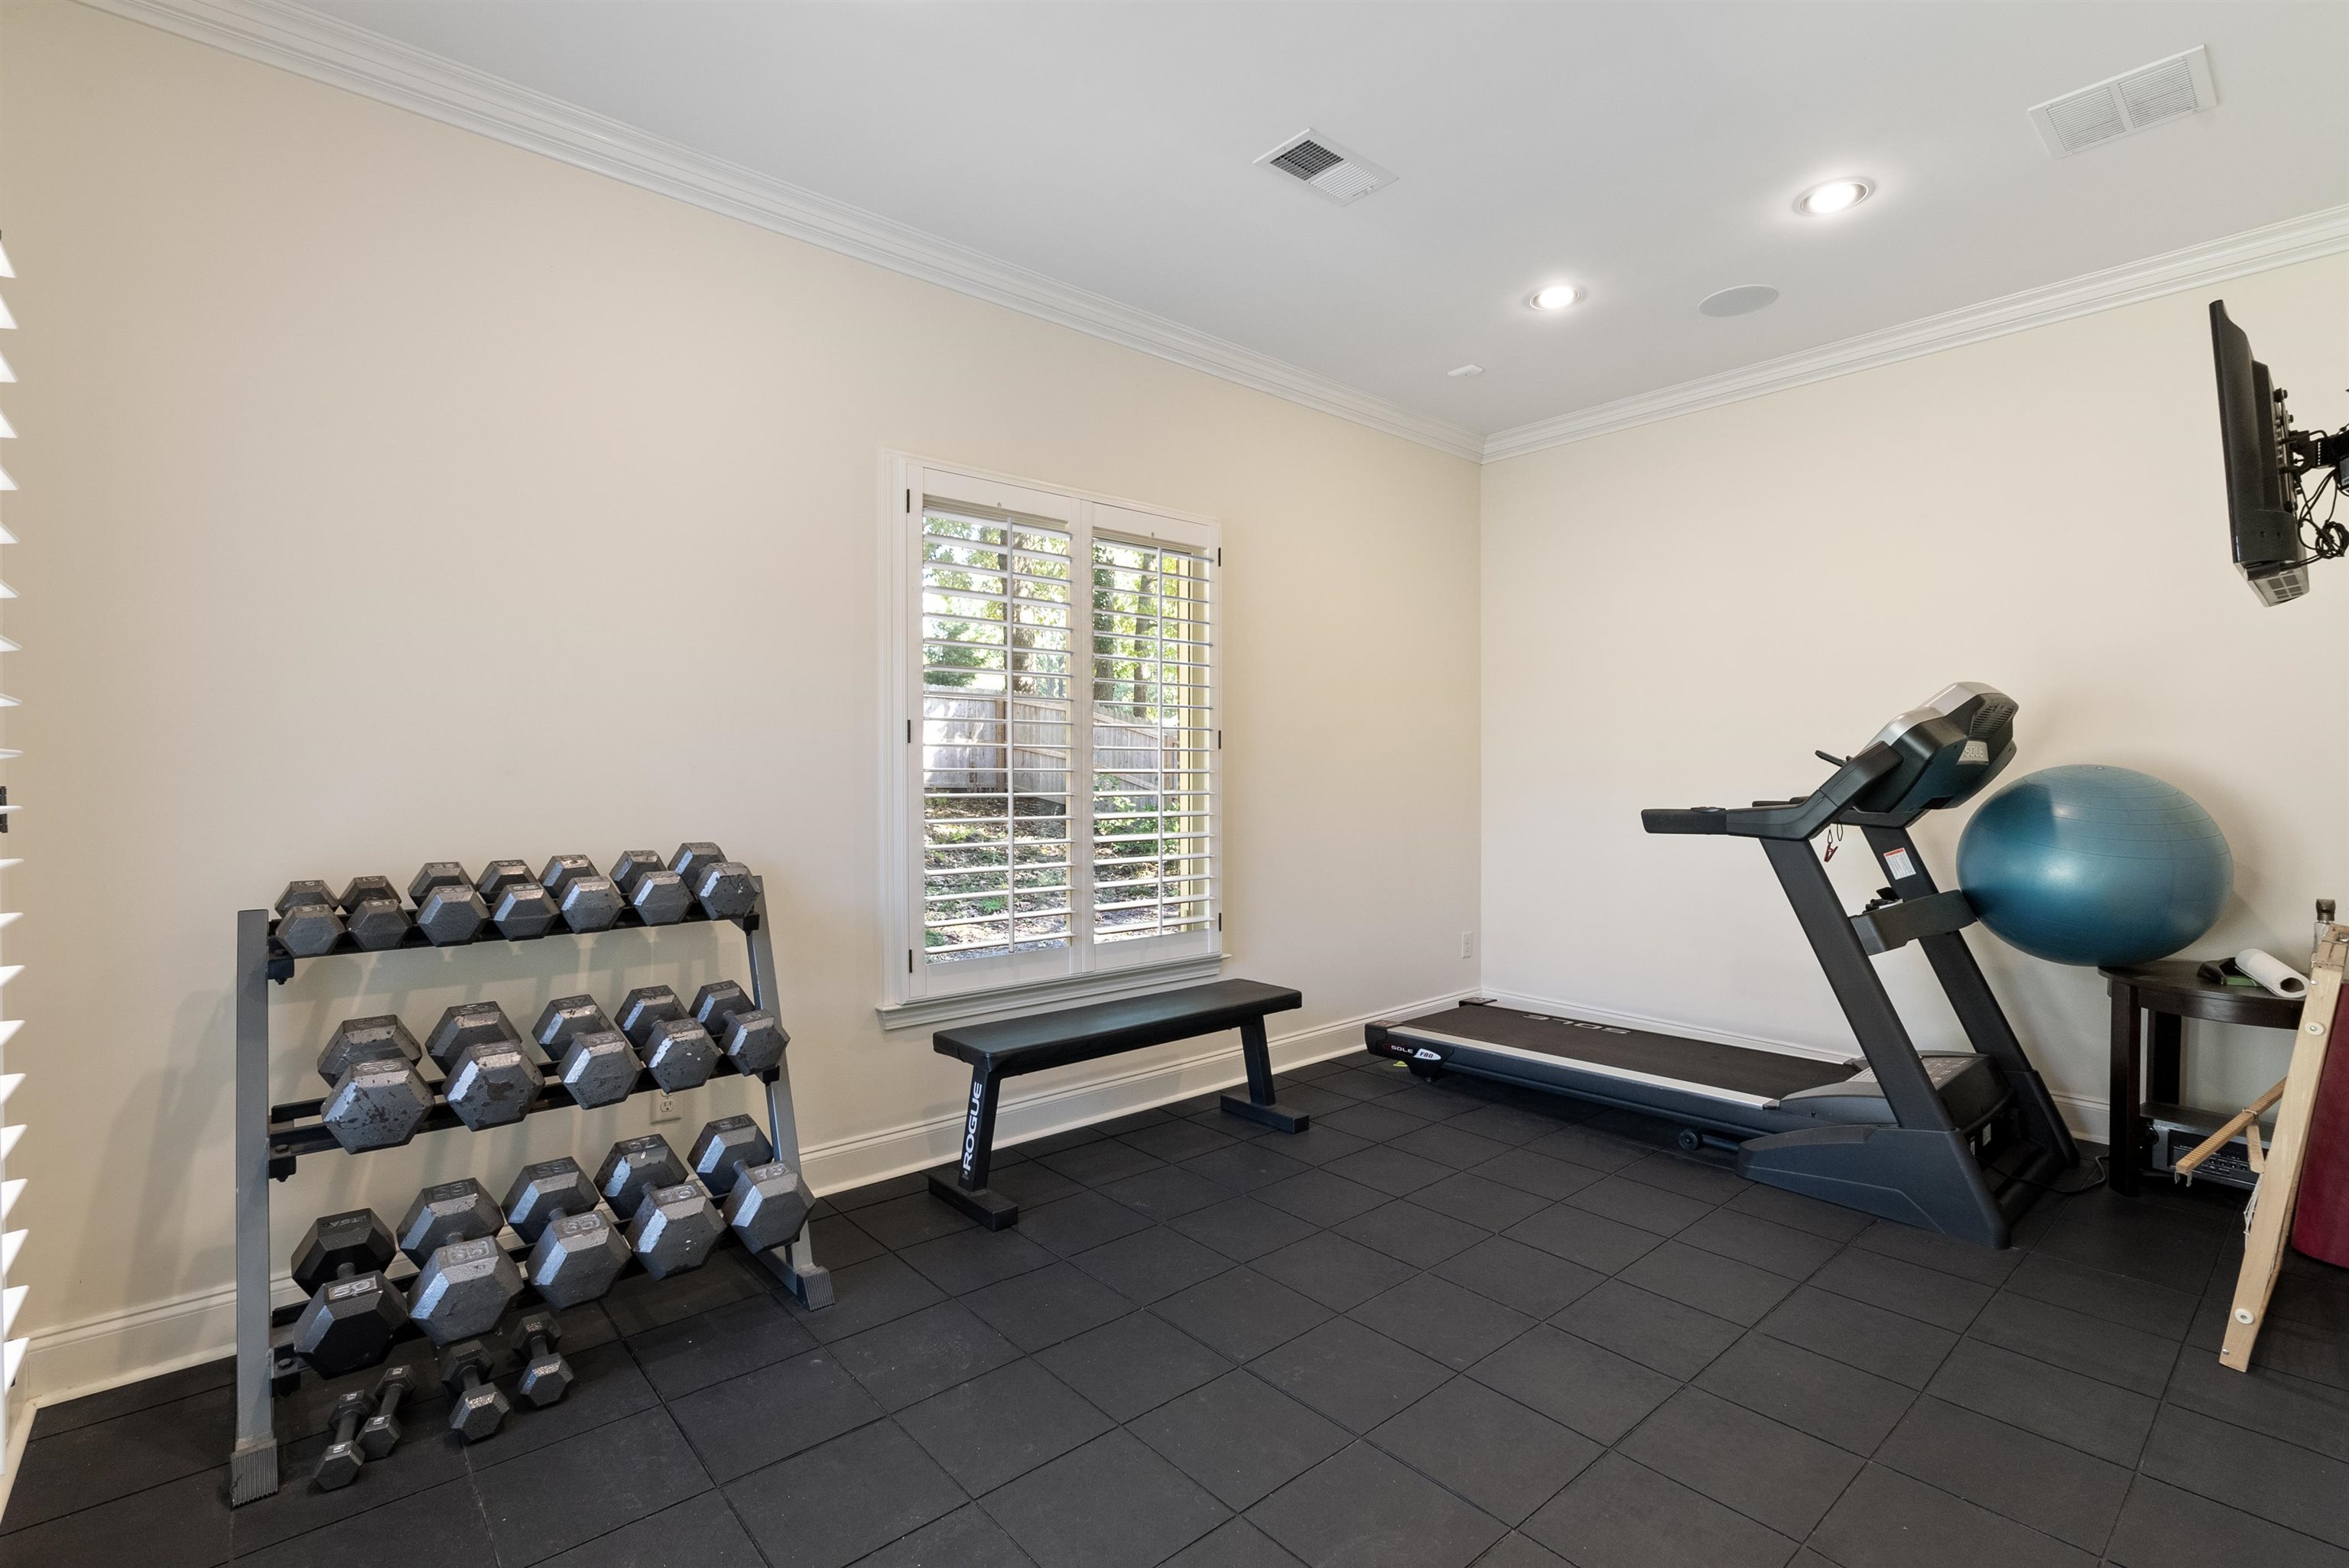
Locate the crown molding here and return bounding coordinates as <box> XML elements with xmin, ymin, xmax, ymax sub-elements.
<box><xmin>76</xmin><ymin>0</ymin><xmax>1487</xmax><ymax>463</ymax></box>
<box><xmin>1483</xmin><ymin>204</ymin><xmax>2349</xmax><ymax>463</ymax></box>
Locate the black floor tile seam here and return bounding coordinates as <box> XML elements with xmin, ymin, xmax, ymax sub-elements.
<box><xmin>1790</xmin><ymin>1450</ymin><xmax>2097</xmax><ymax>1568</ymax></box>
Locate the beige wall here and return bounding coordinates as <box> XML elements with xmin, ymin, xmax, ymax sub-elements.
<box><xmin>0</xmin><ymin>3</ymin><xmax>1482</xmax><ymax>1394</ymax></box>
<box><xmin>1481</xmin><ymin>255</ymin><xmax>2349</xmax><ymax>1137</ymax></box>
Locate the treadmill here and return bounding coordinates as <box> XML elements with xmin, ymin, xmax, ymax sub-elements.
<box><xmin>1367</xmin><ymin>683</ymin><xmax>2077</xmax><ymax>1248</ymax></box>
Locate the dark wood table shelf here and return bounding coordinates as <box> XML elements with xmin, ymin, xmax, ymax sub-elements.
<box><xmin>2102</xmin><ymin>959</ymin><xmax>2303</xmax><ymax>1193</ymax></box>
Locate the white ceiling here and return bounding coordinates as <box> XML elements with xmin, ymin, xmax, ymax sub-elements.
<box><xmin>306</xmin><ymin>0</ymin><xmax>2347</xmax><ymax>442</ymax></box>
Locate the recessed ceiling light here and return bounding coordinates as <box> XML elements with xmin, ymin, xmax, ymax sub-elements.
<box><xmin>1447</xmin><ymin>364</ymin><xmax>1483</xmax><ymax>378</ymax></box>
<box><xmin>1698</xmin><ymin>285</ymin><xmax>1779</xmax><ymax>317</ymax></box>
<box><xmin>1527</xmin><ymin>284</ymin><xmax>1582</xmax><ymax>311</ymax></box>
<box><xmin>1795</xmin><ymin>178</ymin><xmax>1873</xmax><ymax>216</ymax></box>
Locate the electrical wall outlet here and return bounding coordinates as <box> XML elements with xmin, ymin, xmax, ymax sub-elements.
<box><xmin>1460</xmin><ymin>931</ymin><xmax>1476</xmax><ymax>959</ymax></box>
<box><xmin>651</xmin><ymin>1092</ymin><xmax>681</xmax><ymax>1124</ymax></box>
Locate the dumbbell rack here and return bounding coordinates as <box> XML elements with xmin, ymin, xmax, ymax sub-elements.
<box><xmin>228</xmin><ymin>876</ymin><xmax>830</xmax><ymax>1505</ymax></box>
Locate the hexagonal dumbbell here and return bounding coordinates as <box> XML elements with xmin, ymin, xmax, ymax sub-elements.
<box><xmin>594</xmin><ymin>1137</ymin><xmax>722</xmax><ymax>1281</ymax></box>
<box><xmin>358</xmin><ymin>1361</ymin><xmax>419</xmax><ymax>1462</ymax></box>
<box><xmin>503</xmin><ymin>1156</ymin><xmax>629</xmax><ymax>1310</ymax></box>
<box><xmin>690</xmin><ymin>982</ymin><xmax>790</xmax><ymax>1077</ymax></box>
<box><xmin>688</xmin><ymin>1115</ymin><xmax>811</xmax><ymax>1254</ymax></box>
<box><xmin>337</xmin><ymin>875</ymin><xmax>413</xmax><ymax>951</ymax></box>
<box><xmin>314</xmin><ymin>1390</ymin><xmax>372</xmax><ymax>1491</ymax></box>
<box><xmin>410</xmin><ymin>862</ymin><xmax>488</xmax><ymax>946</ymax></box>
<box><xmin>614</xmin><ymin>986</ymin><xmax>713</xmax><ymax>1091</ymax></box>
<box><xmin>427</xmin><ymin>1002</ymin><xmax>544</xmax><ymax>1130</ymax></box>
<box><xmin>608</xmin><ymin>850</ymin><xmax>690</xmax><ymax>926</ymax></box>
<box><xmin>440</xmin><ymin>1339</ymin><xmax>510</xmax><ymax>1443</ymax></box>
<box><xmin>507</xmin><ymin>1310</ymin><xmax>573</xmax><ymax>1408</ymax></box>
<box><xmin>531</xmin><ymin>996</ymin><xmax>639</xmax><ymax>1109</ymax></box>
<box><xmin>593</xmin><ymin>1134</ymin><xmax>685</xmax><ymax>1219</ymax></box>
<box><xmin>275</xmin><ymin>880</ymin><xmax>344</xmax><ymax>957</ymax></box>
<box><xmin>316</xmin><ymin>1014</ymin><xmax>433</xmax><ymax>1153</ymax></box>
<box><xmin>541</xmin><ymin>854</ymin><xmax>622</xmax><ymax>933</ymax></box>
<box><xmin>475</xmin><ymin>860</ymin><xmax>560</xmax><ymax>940</ymax></box>
<box><xmin>398</xmin><ymin>1179</ymin><xmax>522</xmax><ymax>1346</ymax></box>
<box><xmin>289</xmin><ymin>1209</ymin><xmax>410</xmax><ymax>1378</ymax></box>
<box><xmin>671</xmin><ymin>842</ymin><xmax>755</xmax><ymax>921</ymax></box>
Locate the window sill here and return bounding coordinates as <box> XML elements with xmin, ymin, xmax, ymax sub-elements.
<box><xmin>876</xmin><ymin>952</ymin><xmax>1229</xmax><ymax>1033</ymax></box>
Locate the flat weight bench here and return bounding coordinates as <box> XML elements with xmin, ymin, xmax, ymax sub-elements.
<box><xmin>928</xmin><ymin>978</ymin><xmax>1306</xmax><ymax>1229</ymax></box>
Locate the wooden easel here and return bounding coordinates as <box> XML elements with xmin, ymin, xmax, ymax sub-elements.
<box><xmin>2175</xmin><ymin>926</ymin><xmax>2344</xmax><ymax>1372</ymax></box>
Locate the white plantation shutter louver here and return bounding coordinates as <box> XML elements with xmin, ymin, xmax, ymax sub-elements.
<box><xmin>894</xmin><ymin>463</ymin><xmax>1220</xmax><ymax>1008</ymax></box>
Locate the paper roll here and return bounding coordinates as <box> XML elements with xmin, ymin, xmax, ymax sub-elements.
<box><xmin>2236</xmin><ymin>948</ymin><xmax>2309</xmax><ymax>1000</ymax></box>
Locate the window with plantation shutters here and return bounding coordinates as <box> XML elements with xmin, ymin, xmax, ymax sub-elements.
<box><xmin>884</xmin><ymin>459</ymin><xmax>1221</xmax><ymax>1018</ymax></box>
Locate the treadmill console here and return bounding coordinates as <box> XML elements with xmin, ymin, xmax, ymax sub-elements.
<box><xmin>1848</xmin><ymin>682</ymin><xmax>2016</xmax><ymax>821</ymax></box>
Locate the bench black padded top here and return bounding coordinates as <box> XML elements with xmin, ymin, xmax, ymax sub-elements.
<box><xmin>933</xmin><ymin>979</ymin><xmax>1302</xmax><ymax>1076</ymax></box>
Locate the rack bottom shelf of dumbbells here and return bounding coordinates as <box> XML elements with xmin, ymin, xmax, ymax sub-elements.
<box><xmin>229</xmin><ymin>871</ymin><xmax>831</xmax><ymax>1506</ymax></box>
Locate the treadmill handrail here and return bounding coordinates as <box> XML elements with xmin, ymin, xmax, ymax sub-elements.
<box><xmin>1642</xmin><ymin>744</ymin><xmax>1901</xmax><ymax>842</ymax></box>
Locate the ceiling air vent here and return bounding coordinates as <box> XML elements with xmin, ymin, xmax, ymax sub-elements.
<box><xmin>2029</xmin><ymin>44</ymin><xmax>2217</xmax><ymax>157</ymax></box>
<box><xmin>1256</xmin><ymin>130</ymin><xmax>1395</xmax><ymax>205</ymax></box>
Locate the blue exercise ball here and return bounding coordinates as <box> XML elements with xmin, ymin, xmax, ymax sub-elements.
<box><xmin>1957</xmin><ymin>765</ymin><xmax>2231</xmax><ymax>967</ymax></box>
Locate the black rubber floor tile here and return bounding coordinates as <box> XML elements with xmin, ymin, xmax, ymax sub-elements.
<box><xmin>1471</xmin><ymin>1148</ymin><xmax>1600</xmax><ymax>1203</ymax></box>
<box><xmin>2270</xmin><ymin>1256</ymin><xmax>2349</xmax><ymax>1335</ymax></box>
<box><xmin>1466</xmin><ymin>1323</ymin><xmax>1677</xmax><ymax>1443</ymax></box>
<box><xmin>1100</xmin><ymin>1107</ymin><xmax>1181</xmax><ymax>1135</ymax></box>
<box><xmin>1678</xmin><ymin>1208</ymin><xmax>1844</xmax><ymax>1281</ymax></box>
<box><xmin>1163</xmin><ymin>1516</ymin><xmax>1310</xmax><ymax>1566</ymax></box>
<box><xmin>26</xmin><ymin>1356</ymin><xmax>231</xmax><ymax>1440</ymax></box>
<box><xmin>2000</xmin><ymin>1252</ymin><xmax>2198</xmax><ymax>1339</ymax></box>
<box><xmin>1391</xmin><ymin>1122</ymin><xmax>1516</xmax><ymax>1171</ymax></box>
<box><xmin>1074</xmin><ymin>1225</ymin><xmax>1232</xmax><ymax>1304</ymax></box>
<box><xmin>228</xmin><ymin>1404</ymin><xmax>469</xmax><ymax>1553</ymax></box>
<box><xmin>1337</xmin><ymin>1200</ymin><xmax>1488</xmax><ymax>1268</ymax></box>
<box><xmin>832</xmin><ymin>1300</ymin><xmax>1024</xmax><ymax>1412</ymax></box>
<box><xmin>827</xmin><ymin>1171</ymin><xmax>931</xmax><ymax>1210</ymax></box>
<box><xmin>811</xmin><ymin>1210</ymin><xmax>890</xmax><ymax>1270</ymax></box>
<box><xmin>986</xmin><ymin>1159</ymin><xmax>1087</xmax><ymax>1209</ymax></box>
<box><xmin>1620</xmin><ymin>1238</ymin><xmax>1798</xmax><ymax>1326</ymax></box>
<box><xmin>1249</xmin><ymin>1316</ymin><xmax>1454</xmax><ymax>1434</ymax></box>
<box><xmin>1123</xmin><ymin>1118</ymin><xmax>1246</xmax><ymax>1163</ymax></box>
<box><xmin>1925</xmin><ymin>1339</ymin><xmax>2156</xmax><ymax>1466</ymax></box>
<box><xmin>1967</xmin><ymin>1290</ymin><xmax>2178</xmax><ymax>1396</ymax></box>
<box><xmin>1806</xmin><ymin>1462</ymin><xmax>2094</xmax><ymax>1568</ymax></box>
<box><xmin>1556</xmin><ymin>1278</ymin><xmax>1742</xmax><ymax>1379</ymax></box>
<box><xmin>1876</xmin><ymin>1395</ymin><xmax>2130</xmax><ymax>1551</ymax></box>
<box><xmin>1035</xmin><ymin>1310</ymin><xmax>1231</xmax><ymax>1421</ymax></box>
<box><xmin>1253</xmin><ymin>1123</ymin><xmax>1372</xmax><ymax>1168</ymax></box>
<box><xmin>1444</xmin><ymin>1104</ymin><xmax>1572</xmax><ymax>1147</ymax></box>
<box><xmin>726</xmin><ymin>1417</ymin><xmax>965</xmax><ymax>1568</ymax></box>
<box><xmin>1319</xmin><ymin>1101</ymin><xmax>1432</xmax><ymax>1143</ymax></box>
<box><xmin>1503</xmin><ymin>1203</ymin><xmax>1662</xmax><ymax>1274</ymax></box>
<box><xmin>1255</xmin><ymin>1169</ymin><xmax>1389</xmax><ymax>1227</ymax></box>
<box><xmin>1158</xmin><ymin>1266</ymin><xmax>1334</xmax><ymax>1362</ymax></box>
<box><xmin>1041</xmin><ymin>1138</ymin><xmax>1168</xmax><ymax>1188</ymax></box>
<box><xmin>1324</xmin><ymin>1066</ymin><xmax>1419</xmax><ymax>1104</ymax></box>
<box><xmin>1350</xmin><ymin>1273</ymin><xmax>1532</xmax><ymax>1371</ymax></box>
<box><xmin>629</xmin><ymin>1293</ymin><xmax>817</xmax><ymax>1401</ymax></box>
<box><xmin>853</xmin><ymin>1501</ymin><xmax>1038</xmax><ymax>1566</ymax></box>
<box><xmin>1173</xmin><ymin>1196</ymin><xmax>1321</xmax><ymax>1262</ymax></box>
<box><xmin>786</xmin><ymin>1255</ymin><xmax>947</xmax><ymax>1345</ymax></box>
<box><xmin>853</xmin><ymin>1192</ymin><xmax>983</xmax><ymax>1251</ymax></box>
<box><xmin>1184</xmin><ymin>1141</ymin><xmax>1317</xmax><ymax>1192</ymax></box>
<box><xmin>2141</xmin><ymin>1405</ymin><xmax>2349</xmax><ymax>1547</ymax></box>
<box><xmin>1103</xmin><ymin>1164</ymin><xmax>1242</xmax><ymax>1222</ymax></box>
<box><xmin>984</xmin><ymin>1427</ymin><xmax>1229</xmax><ymax>1568</ymax></box>
<box><xmin>1722</xmin><ymin>1182</ymin><xmax>1876</xmax><ymax>1241</ymax></box>
<box><xmin>1621</xmin><ymin>1385</ymin><xmax>1861</xmax><ymax>1538</ymax></box>
<box><xmin>1262</xmin><ymin>1083</ymin><xmax>1356</xmax><ymax>1118</ymax></box>
<box><xmin>536</xmin><ymin>1491</ymin><xmax>765</xmax><ymax>1568</ymax></box>
<box><xmin>899</xmin><ymin>1224</ymin><xmax>1058</xmax><ymax>1295</ymax></box>
<box><xmin>1695</xmin><ymin>1333</ymin><xmax>1916</xmax><ymax>1454</ymax></box>
<box><xmin>897</xmin><ymin>1358</ymin><xmax>1113</xmax><ymax>1494</ymax></box>
<box><xmin>1132</xmin><ymin>1369</ymin><xmax>1352</xmax><ymax>1509</ymax></box>
<box><xmin>1019</xmin><ymin>1190</ymin><xmax>1155</xmax><ymax>1257</ymax></box>
<box><xmin>469</xmin><ymin>1342</ymin><xmax>668</xmax><ymax>1470</ymax></box>
<box><xmin>1369</xmin><ymin>1375</ymin><xmax>1600</xmax><ymax>1525</ymax></box>
<box><xmin>0</xmin><ymin>1469</ymin><xmax>229</xmax><ymax>1568</ymax></box>
<box><xmin>1616</xmin><ymin>1151</ymin><xmax>1744</xmax><ymax>1203</ymax></box>
<box><xmin>2164</xmin><ymin>1351</ymin><xmax>2349</xmax><ymax>1463</ymax></box>
<box><xmin>1473</xmin><ymin>1534</ymin><xmax>1568</xmax><ymax>1567</ymax></box>
<box><xmin>1854</xmin><ymin>1219</ymin><xmax>2021</xmax><ymax>1287</ymax></box>
<box><xmin>2105</xmin><ymin>1476</ymin><xmax>2349</xmax><ymax>1568</ymax></box>
<box><xmin>1327</xmin><ymin>1143</ymin><xmax>1460</xmax><ymax>1198</ymax></box>
<box><xmin>1811</xmin><ymin>1248</ymin><xmax>1993</xmax><ymax>1332</ymax></box>
<box><xmin>0</xmin><ymin>1382</ymin><xmax>229</xmax><ymax>1532</ymax></box>
<box><xmin>1561</xmin><ymin>1173</ymin><xmax>1715</xmax><ymax>1236</ymax></box>
<box><xmin>234</xmin><ymin>1476</ymin><xmax>489</xmax><ymax>1568</ymax></box>
<box><xmin>1414</xmin><ymin>1172</ymin><xmax>1551</xmax><ymax>1232</ymax></box>
<box><xmin>963</xmin><ymin>1259</ymin><xmax>1136</xmax><ymax>1352</ymax></box>
<box><xmin>1249</xmin><ymin>1441</ymin><xmax>1506</xmax><ymax>1568</ymax></box>
<box><xmin>1757</xmin><ymin>1284</ymin><xmax>1956</xmax><ymax>1390</ymax></box>
<box><xmin>1434</xmin><ymin>1235</ymin><xmax>1603</xmax><ymax>1318</ymax></box>
<box><xmin>474</xmin><ymin>1406</ymin><xmax>712</xmax><ymax>1568</ymax></box>
<box><xmin>1522</xmin><ymin>1126</ymin><xmax>1645</xmax><ymax>1175</ymax></box>
<box><xmin>668</xmin><ymin>1345</ymin><xmax>884</xmax><ymax>1484</ymax></box>
<box><xmin>1254</xmin><ymin>1232</ymin><xmax>1416</xmax><ymax>1313</ymax></box>
<box><xmin>1521</xmin><ymin>1452</ymin><xmax>1795</xmax><ymax>1568</ymax></box>
<box><xmin>2032</xmin><ymin>1203</ymin><xmax>2224</xmax><ymax>1294</ymax></box>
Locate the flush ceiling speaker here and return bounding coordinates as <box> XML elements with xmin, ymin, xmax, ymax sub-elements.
<box><xmin>1699</xmin><ymin>285</ymin><xmax>1780</xmax><ymax>317</ymax></box>
<box><xmin>1256</xmin><ymin>130</ymin><xmax>1396</xmax><ymax>206</ymax></box>
<box><xmin>2029</xmin><ymin>44</ymin><xmax>2217</xmax><ymax>157</ymax></box>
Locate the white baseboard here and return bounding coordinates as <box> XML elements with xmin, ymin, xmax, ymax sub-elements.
<box><xmin>5</xmin><ymin>990</ymin><xmax>1450</xmax><ymax>1437</ymax></box>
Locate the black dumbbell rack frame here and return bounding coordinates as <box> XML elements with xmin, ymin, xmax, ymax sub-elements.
<box><xmin>229</xmin><ymin>878</ymin><xmax>831</xmax><ymax>1506</ymax></box>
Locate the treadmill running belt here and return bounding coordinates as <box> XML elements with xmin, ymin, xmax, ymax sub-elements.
<box><xmin>1392</xmin><ymin>1003</ymin><xmax>1854</xmax><ymax>1102</ymax></box>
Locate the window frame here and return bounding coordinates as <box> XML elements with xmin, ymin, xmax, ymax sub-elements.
<box><xmin>879</xmin><ymin>453</ymin><xmax>1223</xmax><ymax>1025</ymax></box>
